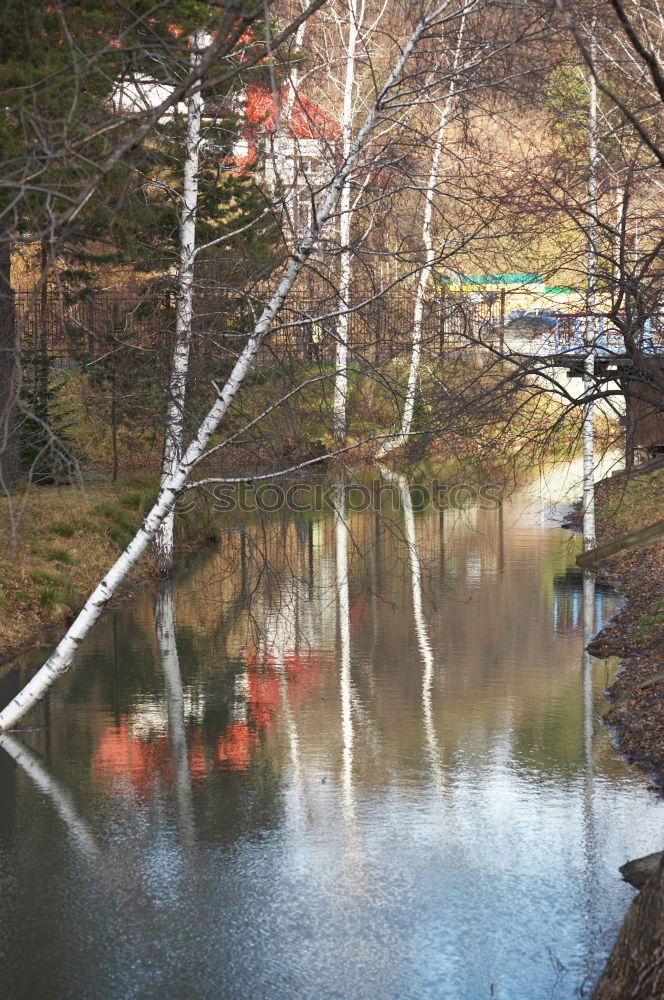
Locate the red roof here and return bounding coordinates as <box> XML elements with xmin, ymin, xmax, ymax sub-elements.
<box><xmin>229</xmin><ymin>85</ymin><xmax>340</xmax><ymax>172</ymax></box>
<box><xmin>244</xmin><ymin>85</ymin><xmax>341</xmax><ymax>141</ymax></box>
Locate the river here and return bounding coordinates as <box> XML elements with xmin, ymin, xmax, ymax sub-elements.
<box><xmin>0</xmin><ymin>457</ymin><xmax>661</xmax><ymax>1000</ymax></box>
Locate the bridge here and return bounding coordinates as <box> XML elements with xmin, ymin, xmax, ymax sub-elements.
<box><xmin>501</xmin><ymin>317</ymin><xmax>664</xmax><ymax>458</ymax></box>
<box><xmin>502</xmin><ymin>314</ymin><xmax>661</xmax><ymax>367</ymax></box>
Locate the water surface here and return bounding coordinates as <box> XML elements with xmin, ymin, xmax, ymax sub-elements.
<box><xmin>0</xmin><ymin>458</ymin><xmax>661</xmax><ymax>1000</ymax></box>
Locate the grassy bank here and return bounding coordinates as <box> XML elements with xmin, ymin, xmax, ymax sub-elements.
<box><xmin>0</xmin><ymin>476</ymin><xmax>219</xmax><ymax>663</ymax></box>
<box><xmin>582</xmin><ymin>467</ymin><xmax>664</xmax><ymax>784</ymax></box>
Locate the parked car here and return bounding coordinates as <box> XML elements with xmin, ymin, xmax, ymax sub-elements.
<box><xmin>505</xmin><ymin>311</ymin><xmax>559</xmax><ymax>332</ymax></box>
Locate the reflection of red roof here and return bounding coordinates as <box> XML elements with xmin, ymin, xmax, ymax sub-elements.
<box><xmin>92</xmin><ymin>718</ymin><xmax>171</xmax><ymax>799</ymax></box>
<box><xmin>91</xmin><ymin>647</ymin><xmax>325</xmax><ymax>790</ymax></box>
<box><xmin>217</xmin><ymin>722</ymin><xmax>255</xmax><ymax>770</ymax></box>
<box><xmin>245</xmin><ymin>85</ymin><xmax>341</xmax><ymax>140</ymax></box>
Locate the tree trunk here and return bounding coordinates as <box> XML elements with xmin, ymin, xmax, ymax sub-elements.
<box><xmin>592</xmin><ymin>856</ymin><xmax>664</xmax><ymax>999</ymax></box>
<box><xmin>333</xmin><ymin>0</ymin><xmax>359</xmax><ymax>444</ymax></box>
<box><xmin>583</xmin><ymin>10</ymin><xmax>598</xmax><ymax>551</ymax></box>
<box><xmin>37</xmin><ymin>239</ymin><xmax>50</xmax><ymax>429</ymax></box>
<box><xmin>279</xmin><ymin>16</ymin><xmax>308</xmax><ymax>237</ymax></box>
<box><xmin>0</xmin><ymin>239</ymin><xmax>20</xmax><ymax>492</ymax></box>
<box><xmin>377</xmin><ymin>9</ymin><xmax>467</xmax><ymax>458</ymax></box>
<box><xmin>154</xmin><ymin>31</ymin><xmax>204</xmax><ymax>576</ymax></box>
<box><xmin>375</xmin><ymin>108</ymin><xmax>444</xmax><ymax>457</ymax></box>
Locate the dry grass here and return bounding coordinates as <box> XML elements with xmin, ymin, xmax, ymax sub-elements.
<box><xmin>0</xmin><ymin>477</ymin><xmax>211</xmax><ymax>663</ymax></box>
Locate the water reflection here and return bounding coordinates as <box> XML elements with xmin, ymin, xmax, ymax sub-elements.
<box><xmin>258</xmin><ymin>578</ymin><xmax>307</xmax><ymax>824</ymax></box>
<box><xmin>580</xmin><ymin>568</ymin><xmax>598</xmax><ymax>988</ymax></box>
<box><xmin>0</xmin><ymin>459</ymin><xmax>662</xmax><ymax>1000</ymax></box>
<box><xmin>333</xmin><ymin>479</ymin><xmax>356</xmax><ymax>831</ymax></box>
<box><xmin>380</xmin><ymin>466</ymin><xmax>444</xmax><ymax>795</ymax></box>
<box><xmin>154</xmin><ymin>582</ymin><xmax>196</xmax><ymax>849</ymax></box>
<box><xmin>0</xmin><ymin>733</ymin><xmax>98</xmax><ymax>860</ymax></box>
<box><xmin>553</xmin><ymin>568</ymin><xmax>612</xmax><ymax>635</ymax></box>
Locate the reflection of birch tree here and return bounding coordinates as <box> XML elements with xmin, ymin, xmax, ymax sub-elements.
<box><xmin>0</xmin><ymin>733</ymin><xmax>98</xmax><ymax>860</ymax></box>
<box><xmin>261</xmin><ymin>584</ymin><xmax>307</xmax><ymax>821</ymax></box>
<box><xmin>380</xmin><ymin>467</ymin><xmax>444</xmax><ymax>791</ymax></box>
<box><xmin>332</xmin><ymin>479</ymin><xmax>355</xmax><ymax>826</ymax></box>
<box><xmin>154</xmin><ymin>582</ymin><xmax>196</xmax><ymax>848</ymax></box>
<box><xmin>581</xmin><ymin>568</ymin><xmax>599</xmax><ymax>987</ymax></box>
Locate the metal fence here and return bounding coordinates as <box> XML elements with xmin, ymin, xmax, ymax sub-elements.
<box><xmin>14</xmin><ymin>286</ymin><xmax>496</xmax><ymax>371</ymax></box>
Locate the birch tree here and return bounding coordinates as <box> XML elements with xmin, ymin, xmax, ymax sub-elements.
<box><xmin>377</xmin><ymin>1</ymin><xmax>471</xmax><ymax>457</ymax></box>
<box><xmin>333</xmin><ymin>0</ymin><xmax>362</xmax><ymax>443</ymax></box>
<box><xmin>0</xmin><ymin>0</ymin><xmax>461</xmax><ymax>734</ymax></box>
<box><xmin>582</xmin><ymin>5</ymin><xmax>598</xmax><ymax>551</ymax></box>
<box><xmin>273</xmin><ymin>8</ymin><xmax>310</xmax><ymax>239</ymax></box>
<box><xmin>301</xmin><ymin>0</ymin><xmax>393</xmax><ymax>443</ymax></box>
<box><xmin>154</xmin><ymin>31</ymin><xmax>206</xmax><ymax>576</ymax></box>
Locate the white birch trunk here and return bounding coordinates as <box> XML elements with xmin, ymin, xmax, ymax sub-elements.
<box><xmin>333</xmin><ymin>0</ymin><xmax>360</xmax><ymax>443</ymax></box>
<box><xmin>154</xmin><ymin>31</ymin><xmax>205</xmax><ymax>576</ymax></box>
<box><xmin>0</xmin><ymin>5</ymin><xmax>450</xmax><ymax>733</ymax></box>
<box><xmin>280</xmin><ymin>17</ymin><xmax>308</xmax><ymax>237</ymax></box>
<box><xmin>583</xmin><ymin>12</ymin><xmax>598</xmax><ymax>551</ymax></box>
<box><xmin>377</xmin><ymin>10</ymin><xmax>467</xmax><ymax>458</ymax></box>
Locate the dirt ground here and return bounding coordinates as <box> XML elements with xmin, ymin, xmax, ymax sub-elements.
<box><xmin>573</xmin><ymin>468</ymin><xmax>664</xmax><ymax>787</ymax></box>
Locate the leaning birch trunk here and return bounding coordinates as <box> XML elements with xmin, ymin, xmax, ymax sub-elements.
<box><xmin>333</xmin><ymin>0</ymin><xmax>360</xmax><ymax>443</ymax></box>
<box><xmin>0</xmin><ymin>7</ymin><xmax>445</xmax><ymax>733</ymax></box>
<box><xmin>154</xmin><ymin>31</ymin><xmax>205</xmax><ymax>576</ymax></box>
<box><xmin>377</xmin><ymin>9</ymin><xmax>467</xmax><ymax>458</ymax></box>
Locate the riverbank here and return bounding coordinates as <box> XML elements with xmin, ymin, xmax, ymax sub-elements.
<box><xmin>575</xmin><ymin>466</ymin><xmax>664</xmax><ymax>786</ymax></box>
<box><xmin>0</xmin><ymin>476</ymin><xmax>218</xmax><ymax>664</ymax></box>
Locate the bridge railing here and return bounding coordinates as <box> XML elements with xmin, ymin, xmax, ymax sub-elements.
<box><xmin>511</xmin><ymin>314</ymin><xmax>664</xmax><ymax>358</ymax></box>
